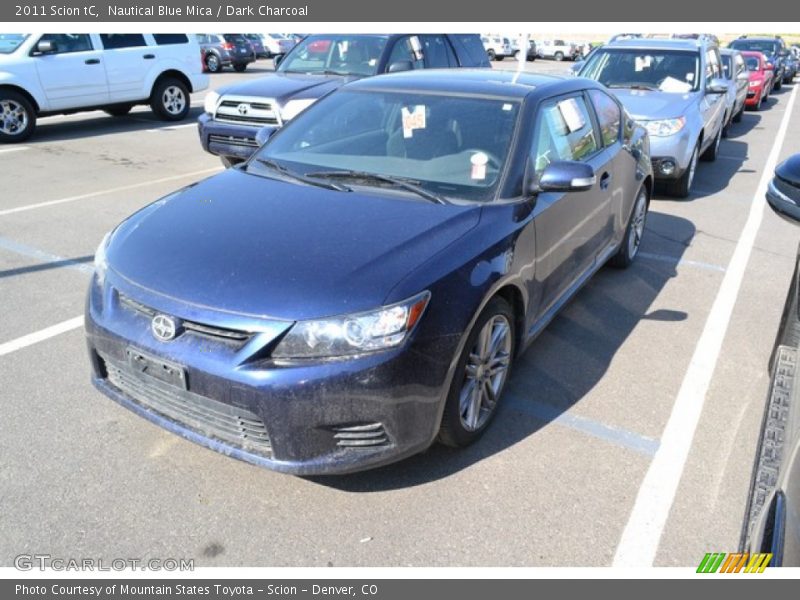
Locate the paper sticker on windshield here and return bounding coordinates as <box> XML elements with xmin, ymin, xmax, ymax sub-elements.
<box><xmin>659</xmin><ymin>76</ymin><xmax>692</xmax><ymax>93</ymax></box>
<box><xmin>471</xmin><ymin>152</ymin><xmax>488</xmax><ymax>180</ymax></box>
<box><xmin>635</xmin><ymin>56</ymin><xmax>653</xmax><ymax>71</ymax></box>
<box><xmin>557</xmin><ymin>98</ymin><xmax>585</xmax><ymax>133</ymax></box>
<box><xmin>402</xmin><ymin>105</ymin><xmax>426</xmax><ymax>139</ymax></box>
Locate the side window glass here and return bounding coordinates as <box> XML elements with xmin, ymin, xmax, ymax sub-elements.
<box><xmin>588</xmin><ymin>89</ymin><xmax>621</xmax><ymax>147</ymax></box>
<box><xmin>100</xmin><ymin>34</ymin><xmax>147</xmax><ymax>50</ymax></box>
<box><xmin>38</xmin><ymin>34</ymin><xmax>93</xmax><ymax>54</ymax></box>
<box><xmin>422</xmin><ymin>35</ymin><xmax>456</xmax><ymax>68</ymax></box>
<box><xmin>532</xmin><ymin>96</ymin><xmax>599</xmax><ymax>175</ymax></box>
<box><xmin>386</xmin><ymin>36</ymin><xmax>424</xmax><ymax>70</ymax></box>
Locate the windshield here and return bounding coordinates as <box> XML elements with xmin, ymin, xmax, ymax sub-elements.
<box><xmin>731</xmin><ymin>40</ymin><xmax>778</xmax><ymax>55</ymax></box>
<box><xmin>745</xmin><ymin>56</ymin><xmax>761</xmax><ymax>71</ymax></box>
<box><xmin>250</xmin><ymin>89</ymin><xmax>521</xmax><ymax>202</ymax></box>
<box><xmin>278</xmin><ymin>35</ymin><xmax>389</xmax><ymax>76</ymax></box>
<box><xmin>0</xmin><ymin>34</ymin><xmax>27</xmax><ymax>54</ymax></box>
<box><xmin>581</xmin><ymin>48</ymin><xmax>701</xmax><ymax>93</ymax></box>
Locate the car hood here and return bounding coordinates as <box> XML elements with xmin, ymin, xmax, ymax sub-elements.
<box><xmin>107</xmin><ymin>168</ymin><xmax>481</xmax><ymax>321</ymax></box>
<box><xmin>218</xmin><ymin>72</ymin><xmax>357</xmax><ymax>105</ymax></box>
<box><xmin>610</xmin><ymin>88</ymin><xmax>700</xmax><ymax>120</ymax></box>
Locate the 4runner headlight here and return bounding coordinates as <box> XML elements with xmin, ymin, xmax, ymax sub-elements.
<box><xmin>94</xmin><ymin>232</ymin><xmax>110</xmax><ymax>285</ymax></box>
<box><xmin>641</xmin><ymin>117</ymin><xmax>686</xmax><ymax>137</ymax></box>
<box><xmin>280</xmin><ymin>98</ymin><xmax>316</xmax><ymax>122</ymax></box>
<box><xmin>203</xmin><ymin>91</ymin><xmax>220</xmax><ymax>114</ymax></box>
<box><xmin>272</xmin><ymin>292</ymin><xmax>430</xmax><ymax>359</ymax></box>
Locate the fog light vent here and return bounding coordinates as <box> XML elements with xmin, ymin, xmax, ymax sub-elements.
<box><xmin>331</xmin><ymin>422</ymin><xmax>389</xmax><ymax>448</ymax></box>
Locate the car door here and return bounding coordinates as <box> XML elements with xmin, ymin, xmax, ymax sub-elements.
<box><xmin>31</xmin><ymin>34</ymin><xmax>109</xmax><ymax>110</ymax></box>
<box><xmin>529</xmin><ymin>92</ymin><xmax>615</xmax><ymax>320</ymax></box>
<box><xmin>99</xmin><ymin>34</ymin><xmax>151</xmax><ymax>102</ymax></box>
<box><xmin>700</xmin><ymin>48</ymin><xmax>726</xmax><ymax>141</ymax></box>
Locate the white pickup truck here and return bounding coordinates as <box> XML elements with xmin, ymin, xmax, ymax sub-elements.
<box><xmin>537</xmin><ymin>39</ymin><xmax>582</xmax><ymax>61</ymax></box>
<box><xmin>0</xmin><ymin>33</ymin><xmax>208</xmax><ymax>142</ymax></box>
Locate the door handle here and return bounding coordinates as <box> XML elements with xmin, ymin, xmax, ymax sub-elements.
<box><xmin>600</xmin><ymin>172</ymin><xmax>612</xmax><ymax>190</ymax></box>
<box><xmin>84</xmin><ymin>58</ymin><xmax>100</xmax><ymax>65</ymax></box>
<box><xmin>143</xmin><ymin>54</ymin><xmax>155</xmax><ymax>60</ymax></box>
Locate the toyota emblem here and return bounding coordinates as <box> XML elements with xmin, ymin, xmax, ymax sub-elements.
<box><xmin>237</xmin><ymin>103</ymin><xmax>249</xmax><ymax>115</ymax></box>
<box><xmin>151</xmin><ymin>314</ymin><xmax>179</xmax><ymax>342</ymax></box>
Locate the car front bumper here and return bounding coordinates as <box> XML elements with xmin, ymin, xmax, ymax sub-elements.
<box><xmin>197</xmin><ymin>112</ymin><xmax>263</xmax><ymax>161</ymax></box>
<box><xmin>648</xmin><ymin>129</ymin><xmax>697</xmax><ymax>180</ymax></box>
<box><xmin>85</xmin><ymin>275</ymin><xmax>454</xmax><ymax>475</ymax></box>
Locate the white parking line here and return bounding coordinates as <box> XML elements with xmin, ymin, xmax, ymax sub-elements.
<box><xmin>0</xmin><ymin>316</ymin><xmax>83</xmax><ymax>357</ymax></box>
<box><xmin>0</xmin><ymin>167</ymin><xmax>221</xmax><ymax>217</ymax></box>
<box><xmin>147</xmin><ymin>123</ymin><xmax>197</xmax><ymax>132</ymax></box>
<box><xmin>613</xmin><ymin>84</ymin><xmax>799</xmax><ymax>567</ymax></box>
<box><xmin>0</xmin><ymin>146</ymin><xmax>30</xmax><ymax>154</ymax></box>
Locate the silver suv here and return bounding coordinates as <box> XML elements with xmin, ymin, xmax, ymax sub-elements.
<box><xmin>579</xmin><ymin>38</ymin><xmax>728</xmax><ymax>197</ymax></box>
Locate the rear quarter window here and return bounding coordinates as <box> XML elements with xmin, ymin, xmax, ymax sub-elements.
<box><xmin>448</xmin><ymin>34</ymin><xmax>490</xmax><ymax>67</ymax></box>
<box><xmin>154</xmin><ymin>34</ymin><xmax>189</xmax><ymax>45</ymax></box>
<box><xmin>100</xmin><ymin>34</ymin><xmax>147</xmax><ymax>49</ymax></box>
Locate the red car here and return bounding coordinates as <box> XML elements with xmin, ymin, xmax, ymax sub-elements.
<box><xmin>742</xmin><ymin>50</ymin><xmax>774</xmax><ymax>111</ymax></box>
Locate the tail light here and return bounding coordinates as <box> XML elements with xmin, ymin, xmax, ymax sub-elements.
<box><xmin>222</xmin><ymin>42</ymin><xmax>234</xmax><ymax>51</ymax></box>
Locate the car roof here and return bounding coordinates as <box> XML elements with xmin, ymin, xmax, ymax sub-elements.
<box><xmin>345</xmin><ymin>68</ymin><xmax>594</xmax><ymax>99</ymax></box>
<box><xmin>605</xmin><ymin>38</ymin><xmax>706</xmax><ymax>51</ymax></box>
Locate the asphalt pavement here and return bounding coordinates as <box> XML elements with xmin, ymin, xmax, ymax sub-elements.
<box><xmin>1</xmin><ymin>58</ymin><xmax>799</xmax><ymax>567</ymax></box>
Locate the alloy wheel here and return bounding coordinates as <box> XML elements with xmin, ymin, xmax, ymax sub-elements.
<box><xmin>459</xmin><ymin>315</ymin><xmax>512</xmax><ymax>432</ymax></box>
<box><xmin>627</xmin><ymin>189</ymin><xmax>648</xmax><ymax>259</ymax></box>
<box><xmin>162</xmin><ymin>86</ymin><xmax>186</xmax><ymax>116</ymax></box>
<box><xmin>0</xmin><ymin>99</ymin><xmax>28</xmax><ymax>136</ymax></box>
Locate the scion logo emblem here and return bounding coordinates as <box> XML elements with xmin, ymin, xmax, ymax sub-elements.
<box><xmin>151</xmin><ymin>314</ymin><xmax>179</xmax><ymax>342</ymax></box>
<box><xmin>237</xmin><ymin>103</ymin><xmax>249</xmax><ymax>115</ymax></box>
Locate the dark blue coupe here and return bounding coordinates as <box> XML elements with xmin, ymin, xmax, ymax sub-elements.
<box><xmin>86</xmin><ymin>70</ymin><xmax>652</xmax><ymax>474</ymax></box>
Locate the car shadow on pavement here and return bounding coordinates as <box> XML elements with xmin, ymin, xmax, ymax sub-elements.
<box><xmin>309</xmin><ymin>211</ymin><xmax>695</xmax><ymax>492</ymax></box>
<box><xmin>25</xmin><ymin>106</ymin><xmax>205</xmax><ymax>145</ymax></box>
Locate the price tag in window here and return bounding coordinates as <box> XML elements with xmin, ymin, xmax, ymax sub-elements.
<box><xmin>557</xmin><ymin>98</ymin><xmax>585</xmax><ymax>133</ymax></box>
<box><xmin>401</xmin><ymin>105</ymin><xmax>426</xmax><ymax>139</ymax></box>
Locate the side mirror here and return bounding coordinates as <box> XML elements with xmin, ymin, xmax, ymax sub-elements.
<box><xmin>766</xmin><ymin>154</ymin><xmax>800</xmax><ymax>225</ymax></box>
<box><xmin>255</xmin><ymin>126</ymin><xmax>278</xmax><ymax>147</ymax></box>
<box><xmin>387</xmin><ymin>60</ymin><xmax>413</xmax><ymax>73</ymax></box>
<box><xmin>36</xmin><ymin>39</ymin><xmax>56</xmax><ymax>54</ymax></box>
<box><xmin>765</xmin><ymin>62</ymin><xmax>775</xmax><ymax>71</ymax></box>
<box><xmin>706</xmin><ymin>78</ymin><xmax>728</xmax><ymax>94</ymax></box>
<box><xmin>532</xmin><ymin>161</ymin><xmax>596</xmax><ymax>194</ymax></box>
<box><xmin>273</xmin><ymin>54</ymin><xmax>284</xmax><ymax>69</ymax></box>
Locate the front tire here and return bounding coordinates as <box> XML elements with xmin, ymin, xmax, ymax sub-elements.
<box><xmin>555</xmin><ymin>51</ymin><xmax>564</xmax><ymax>61</ymax></box>
<box><xmin>609</xmin><ymin>186</ymin><xmax>649</xmax><ymax>268</ymax></box>
<box><xmin>150</xmin><ymin>77</ymin><xmax>190</xmax><ymax>121</ymax></box>
<box><xmin>0</xmin><ymin>91</ymin><xmax>36</xmax><ymax>143</ymax></box>
<box><xmin>438</xmin><ymin>297</ymin><xmax>515</xmax><ymax>448</ymax></box>
<box><xmin>732</xmin><ymin>103</ymin><xmax>744</xmax><ymax>123</ymax></box>
<box><xmin>666</xmin><ymin>141</ymin><xmax>699</xmax><ymax>199</ymax></box>
<box><xmin>700</xmin><ymin>126</ymin><xmax>722</xmax><ymax>162</ymax></box>
<box><xmin>486</xmin><ymin>49</ymin><xmax>496</xmax><ymax>61</ymax></box>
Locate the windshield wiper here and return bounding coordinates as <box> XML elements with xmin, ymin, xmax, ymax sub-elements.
<box><xmin>305</xmin><ymin>170</ymin><xmax>450</xmax><ymax>205</ymax></box>
<box><xmin>607</xmin><ymin>83</ymin><xmax>659</xmax><ymax>91</ymax></box>
<box><xmin>253</xmin><ymin>159</ymin><xmax>351</xmax><ymax>191</ymax></box>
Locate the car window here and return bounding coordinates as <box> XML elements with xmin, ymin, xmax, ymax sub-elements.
<box><xmin>705</xmin><ymin>49</ymin><xmax>721</xmax><ymax>85</ymax></box>
<box><xmin>386</xmin><ymin>36</ymin><xmax>425</xmax><ymax>70</ymax></box>
<box><xmin>532</xmin><ymin>96</ymin><xmax>599</xmax><ymax>175</ymax></box>
<box><xmin>588</xmin><ymin>90</ymin><xmax>621</xmax><ymax>147</ymax></box>
<box><xmin>731</xmin><ymin>40</ymin><xmax>778</xmax><ymax>55</ymax></box>
<box><xmin>37</xmin><ymin>34</ymin><xmax>93</xmax><ymax>54</ymax></box>
<box><xmin>721</xmin><ymin>55</ymin><xmax>732</xmax><ymax>79</ymax></box>
<box><xmin>279</xmin><ymin>35</ymin><xmax>390</xmax><ymax>77</ymax></box>
<box><xmin>422</xmin><ymin>35</ymin><xmax>456</xmax><ymax>68</ymax></box>
<box><xmin>0</xmin><ymin>33</ymin><xmax>27</xmax><ymax>54</ymax></box>
<box><xmin>100</xmin><ymin>34</ymin><xmax>147</xmax><ymax>49</ymax></box>
<box><xmin>745</xmin><ymin>56</ymin><xmax>760</xmax><ymax>71</ymax></box>
<box><xmin>154</xmin><ymin>34</ymin><xmax>189</xmax><ymax>46</ymax></box>
<box><xmin>449</xmin><ymin>34</ymin><xmax>488</xmax><ymax>66</ymax></box>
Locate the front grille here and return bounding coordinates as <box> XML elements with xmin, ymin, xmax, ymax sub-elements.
<box><xmin>119</xmin><ymin>294</ymin><xmax>251</xmax><ymax>344</ymax></box>
<box><xmin>102</xmin><ymin>354</ymin><xmax>272</xmax><ymax>456</ymax></box>
<box><xmin>208</xmin><ymin>133</ymin><xmax>258</xmax><ymax>148</ymax></box>
<box><xmin>331</xmin><ymin>422</ymin><xmax>389</xmax><ymax>448</ymax></box>
<box><xmin>214</xmin><ymin>98</ymin><xmax>280</xmax><ymax>126</ymax></box>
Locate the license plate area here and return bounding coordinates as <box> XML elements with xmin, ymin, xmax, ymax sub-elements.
<box><xmin>126</xmin><ymin>347</ymin><xmax>187</xmax><ymax>390</ymax></box>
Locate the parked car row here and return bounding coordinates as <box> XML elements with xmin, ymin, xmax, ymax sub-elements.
<box><xmin>577</xmin><ymin>35</ymin><xmax>797</xmax><ymax>197</ymax></box>
<box><xmin>197</xmin><ymin>33</ymin><xmax>297</xmax><ymax>73</ymax></box>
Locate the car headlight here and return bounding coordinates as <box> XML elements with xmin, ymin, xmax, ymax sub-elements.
<box><xmin>749</xmin><ymin>80</ymin><xmax>761</xmax><ymax>88</ymax></box>
<box><xmin>279</xmin><ymin>98</ymin><xmax>316</xmax><ymax>122</ymax></box>
<box><xmin>94</xmin><ymin>232</ymin><xmax>111</xmax><ymax>286</ymax></box>
<box><xmin>203</xmin><ymin>91</ymin><xmax>220</xmax><ymax>115</ymax></box>
<box><xmin>272</xmin><ymin>292</ymin><xmax>431</xmax><ymax>360</ymax></box>
<box><xmin>640</xmin><ymin>117</ymin><xmax>687</xmax><ymax>137</ymax></box>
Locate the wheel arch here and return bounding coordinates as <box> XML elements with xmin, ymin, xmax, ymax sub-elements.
<box><xmin>151</xmin><ymin>69</ymin><xmax>193</xmax><ymax>97</ymax></box>
<box><xmin>0</xmin><ymin>84</ymin><xmax>40</xmax><ymax>113</ymax></box>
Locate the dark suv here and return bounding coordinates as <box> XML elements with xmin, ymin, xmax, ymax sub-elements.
<box><xmin>729</xmin><ymin>36</ymin><xmax>790</xmax><ymax>88</ymax></box>
<box><xmin>197</xmin><ymin>33</ymin><xmax>490</xmax><ymax>166</ymax></box>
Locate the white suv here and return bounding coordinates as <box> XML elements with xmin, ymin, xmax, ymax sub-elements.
<box><xmin>0</xmin><ymin>33</ymin><xmax>208</xmax><ymax>143</ymax></box>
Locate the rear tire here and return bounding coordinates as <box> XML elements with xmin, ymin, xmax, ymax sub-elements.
<box><xmin>486</xmin><ymin>49</ymin><xmax>496</xmax><ymax>61</ymax></box>
<box><xmin>0</xmin><ymin>90</ymin><xmax>36</xmax><ymax>143</ymax></box>
<box><xmin>609</xmin><ymin>185</ymin><xmax>648</xmax><ymax>269</ymax></box>
<box><xmin>150</xmin><ymin>77</ymin><xmax>190</xmax><ymax>121</ymax></box>
<box><xmin>438</xmin><ymin>297</ymin><xmax>515</xmax><ymax>448</ymax></box>
<box><xmin>205</xmin><ymin>53</ymin><xmax>222</xmax><ymax>73</ymax></box>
